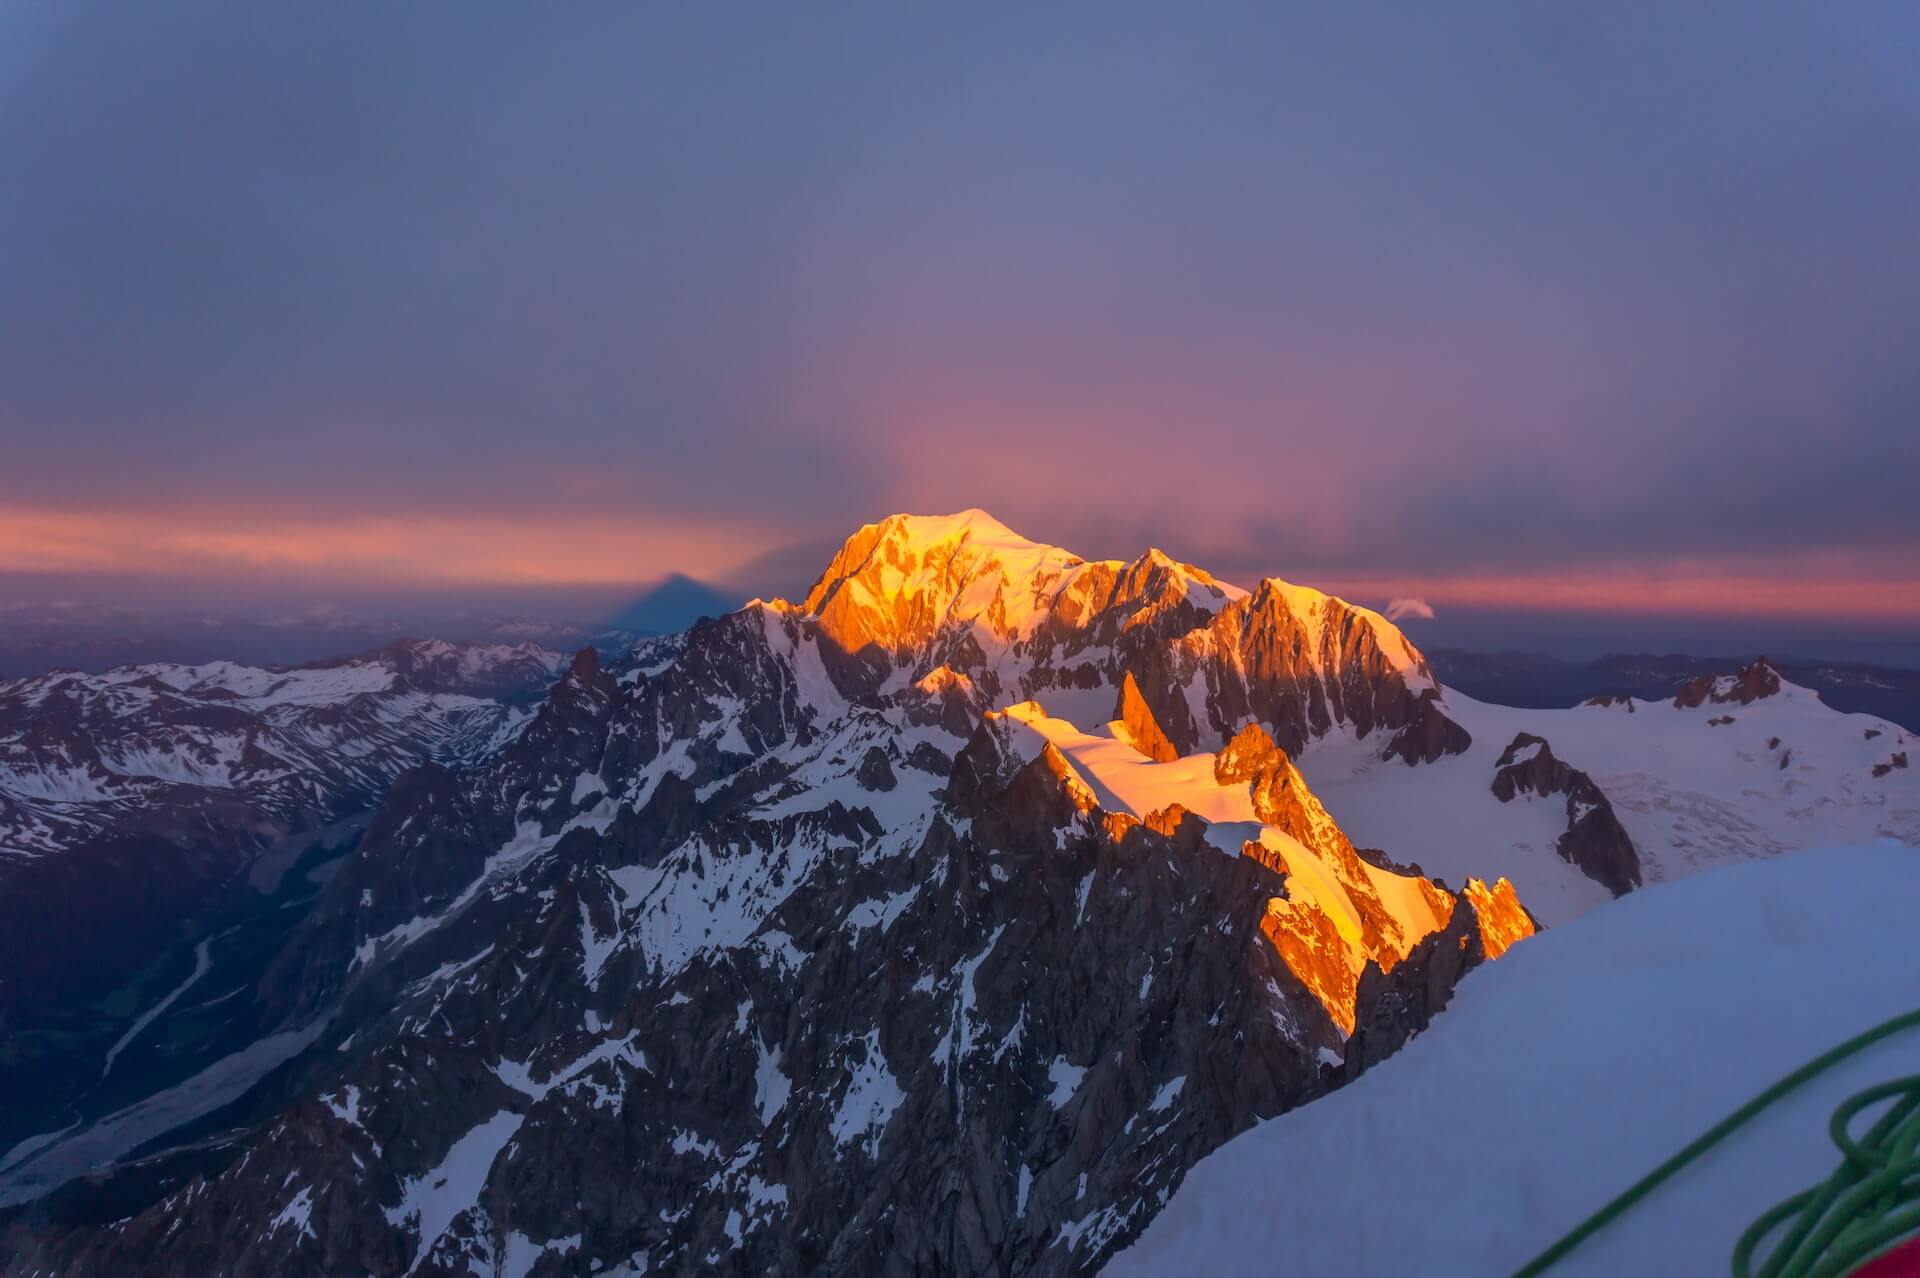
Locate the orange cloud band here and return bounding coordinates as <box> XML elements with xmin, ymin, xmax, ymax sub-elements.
<box><xmin>3</xmin><ymin>504</ymin><xmax>1916</xmax><ymax>623</ymax></box>
<box><xmin>0</xmin><ymin>505</ymin><xmax>773</xmax><ymax>587</ymax></box>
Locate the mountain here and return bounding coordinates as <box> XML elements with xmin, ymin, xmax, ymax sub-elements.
<box><xmin>1299</xmin><ymin>655</ymin><xmax>1917</xmax><ymax>925</ymax></box>
<box><xmin>0</xmin><ymin>513</ymin><xmax>1520</xmax><ymax>1273</ymax></box>
<box><xmin>1110</xmin><ymin>842</ymin><xmax>1920</xmax><ymax>1276</ymax></box>
<box><xmin>0</xmin><ymin>639</ymin><xmax>570</xmax><ymax>1163</ymax></box>
<box><xmin>1428</xmin><ymin>648</ymin><xmax>1920</xmax><ymax>734</ymax></box>
<box><xmin>0</xmin><ymin>605</ymin><xmax>631</xmax><ymax>682</ymax></box>
<box><xmin>1</xmin><ymin>512</ymin><xmax>1913</xmax><ymax>1276</ymax></box>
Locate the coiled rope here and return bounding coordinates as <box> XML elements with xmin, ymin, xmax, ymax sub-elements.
<box><xmin>1509</xmin><ymin>1008</ymin><xmax>1920</xmax><ymax>1278</ymax></box>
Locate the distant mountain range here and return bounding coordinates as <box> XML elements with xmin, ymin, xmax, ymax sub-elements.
<box><xmin>1427</xmin><ymin>648</ymin><xmax>1920</xmax><ymax>733</ymax></box>
<box><xmin>0</xmin><ymin>512</ymin><xmax>1912</xmax><ymax>1275</ymax></box>
<box><xmin>0</xmin><ymin>602</ymin><xmax>680</xmax><ymax>682</ymax></box>
<box><xmin>0</xmin><ymin>639</ymin><xmax>571</xmax><ymax>1166</ymax></box>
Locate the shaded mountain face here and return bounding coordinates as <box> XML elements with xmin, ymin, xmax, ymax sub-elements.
<box><xmin>1489</xmin><ymin>733</ymin><xmax>1641</xmax><ymax>896</ymax></box>
<box><xmin>2</xmin><ymin>513</ymin><xmax>1523</xmax><ymax>1276</ymax></box>
<box><xmin>0</xmin><ymin>641</ymin><xmax>567</xmax><ymax>1071</ymax></box>
<box><xmin>0</xmin><ymin>607</ymin><xmax>628</xmax><ymax>682</ymax></box>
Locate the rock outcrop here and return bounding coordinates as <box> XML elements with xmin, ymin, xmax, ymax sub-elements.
<box><xmin>1491</xmin><ymin>733</ymin><xmax>1642</xmax><ymax>896</ymax></box>
<box><xmin>1674</xmin><ymin>658</ymin><xmax>1783</xmax><ymax>709</ymax></box>
<box><xmin>1114</xmin><ymin>671</ymin><xmax>1178</xmax><ymax>762</ymax></box>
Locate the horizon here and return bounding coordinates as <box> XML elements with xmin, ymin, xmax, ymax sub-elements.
<box><xmin>4</xmin><ymin>506</ymin><xmax>1918</xmax><ymax>670</ymax></box>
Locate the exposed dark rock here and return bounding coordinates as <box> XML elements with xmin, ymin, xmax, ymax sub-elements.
<box><xmin>854</xmin><ymin>746</ymin><xmax>897</xmax><ymax>792</ymax></box>
<box><xmin>608</xmin><ymin>770</ymin><xmax>700</xmax><ymax>867</ymax></box>
<box><xmin>1341</xmin><ymin>898</ymin><xmax>1487</xmax><ymax>1081</ymax></box>
<box><xmin>1490</xmin><ymin>733</ymin><xmax>1560</xmax><ymax>802</ymax></box>
<box><xmin>1382</xmin><ymin>692</ymin><xmax>1473</xmax><ymax>765</ymax></box>
<box><xmin>1674</xmin><ymin>659</ymin><xmax>1783</xmax><ymax>709</ymax></box>
<box><xmin>1558</xmin><ymin>782</ymin><xmax>1641</xmax><ymax>897</ymax></box>
<box><xmin>945</xmin><ymin>716</ymin><xmax>1026</xmax><ymax>816</ymax></box>
<box><xmin>901</xmin><ymin>741</ymin><xmax>953</xmax><ymax>775</ymax></box>
<box><xmin>0</xmin><ymin>516</ymin><xmax>1531</xmax><ymax>1277</ymax></box>
<box><xmin>7</xmin><ymin>682</ymin><xmax>1483</xmax><ymax>1278</ymax></box>
<box><xmin>1489</xmin><ymin>733</ymin><xmax>1641</xmax><ymax>897</ymax></box>
<box><xmin>1352</xmin><ymin>846</ymin><xmax>1426</xmax><ymax>878</ymax></box>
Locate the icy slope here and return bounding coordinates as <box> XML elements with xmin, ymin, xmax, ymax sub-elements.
<box><xmin>1110</xmin><ymin>841</ymin><xmax>1920</xmax><ymax>1278</ymax></box>
<box><xmin>1302</xmin><ymin>675</ymin><xmax>1918</xmax><ymax>924</ymax></box>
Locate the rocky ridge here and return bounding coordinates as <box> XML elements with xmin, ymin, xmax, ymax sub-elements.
<box><xmin>0</xmin><ymin>639</ymin><xmax>568</xmax><ymax>1021</ymax></box>
<box><xmin>1490</xmin><ymin>732</ymin><xmax>1643</xmax><ymax>896</ymax></box>
<box><xmin>1</xmin><ymin>514</ymin><xmax>1523</xmax><ymax>1277</ymax></box>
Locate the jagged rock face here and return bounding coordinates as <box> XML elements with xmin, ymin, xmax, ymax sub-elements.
<box><xmin>1216</xmin><ymin>722</ymin><xmax>1462</xmax><ymax>988</ymax></box>
<box><xmin>1673</xmin><ymin>658</ymin><xmax>1784</xmax><ymax>709</ymax></box>
<box><xmin>1461</xmin><ymin>879</ymin><xmax>1534</xmax><ymax>960</ymax></box>
<box><xmin>1380</xmin><ymin>691</ymin><xmax>1474</xmax><ymax>765</ymax></box>
<box><xmin>976</xmin><ymin>709</ymin><xmax>1522</xmax><ymax>1039</ymax></box>
<box><xmin>1339</xmin><ymin>879</ymin><xmax>1532</xmax><ymax>1079</ymax></box>
<box><xmin>1490</xmin><ymin>732</ymin><xmax>1566</xmax><ymax>802</ymax></box>
<box><xmin>5</xmin><ymin>678</ymin><xmax>1506</xmax><ymax>1277</ymax></box>
<box><xmin>1114</xmin><ymin>672</ymin><xmax>1177</xmax><ymax>762</ymax></box>
<box><xmin>789</xmin><ymin>510</ymin><xmax>1467</xmax><ymax>764</ymax></box>
<box><xmin>0</xmin><ymin>513</ymin><xmax>1531</xmax><ymax>1276</ymax></box>
<box><xmin>1160</xmin><ymin>578</ymin><xmax>1456</xmax><ymax>758</ymax></box>
<box><xmin>1491</xmin><ymin>733</ymin><xmax>1642</xmax><ymax>897</ymax></box>
<box><xmin>855</xmin><ymin>745</ymin><xmax>898</xmax><ymax>791</ymax></box>
<box><xmin>1339</xmin><ymin>903</ymin><xmax>1484</xmax><ymax>1081</ymax></box>
<box><xmin>1218</xmin><ymin>724</ymin><xmax>1441</xmax><ymax>979</ymax></box>
<box><xmin>0</xmin><ymin>641</ymin><xmax>565</xmax><ymax>1020</ymax></box>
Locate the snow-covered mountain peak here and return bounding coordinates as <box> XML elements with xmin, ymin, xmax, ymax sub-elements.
<box><xmin>775</xmin><ymin>510</ymin><xmax>1453</xmax><ymax>765</ymax></box>
<box><xmin>798</xmin><ymin>510</ymin><xmax>1102</xmax><ymax>654</ymax></box>
<box><xmin>1241</xmin><ymin>575</ymin><xmax>1431</xmax><ymax>681</ymax></box>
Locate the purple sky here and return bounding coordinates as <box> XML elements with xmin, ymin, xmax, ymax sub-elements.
<box><xmin>4</xmin><ymin>3</ymin><xmax>1918</xmax><ymax>635</ymax></box>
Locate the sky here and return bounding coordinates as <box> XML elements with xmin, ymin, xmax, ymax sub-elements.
<box><xmin>4</xmin><ymin>2</ymin><xmax>1918</xmax><ymax>648</ymax></box>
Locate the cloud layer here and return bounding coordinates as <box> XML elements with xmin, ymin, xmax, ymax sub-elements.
<box><xmin>3</xmin><ymin>4</ymin><xmax>1917</xmax><ymax>619</ymax></box>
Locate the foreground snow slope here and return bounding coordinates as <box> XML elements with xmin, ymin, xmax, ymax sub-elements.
<box><xmin>1110</xmin><ymin>842</ymin><xmax>1920</xmax><ymax>1278</ymax></box>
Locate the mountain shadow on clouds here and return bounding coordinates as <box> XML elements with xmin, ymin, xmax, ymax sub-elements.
<box><xmin>606</xmin><ymin>573</ymin><xmax>744</xmax><ymax>635</ymax></box>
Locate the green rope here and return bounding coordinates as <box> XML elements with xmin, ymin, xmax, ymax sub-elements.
<box><xmin>1509</xmin><ymin>1008</ymin><xmax>1920</xmax><ymax>1278</ymax></box>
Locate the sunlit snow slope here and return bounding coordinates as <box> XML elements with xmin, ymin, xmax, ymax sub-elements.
<box><xmin>991</xmin><ymin>701</ymin><xmax>1523</xmax><ymax>1031</ymax></box>
<box><xmin>1110</xmin><ymin>842</ymin><xmax>1920</xmax><ymax>1278</ymax></box>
